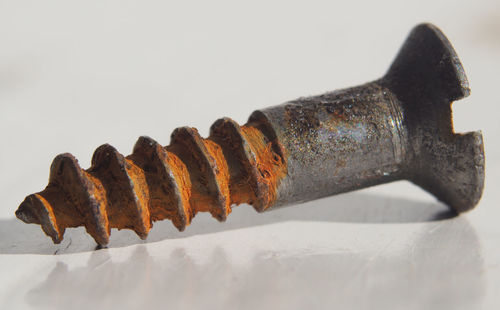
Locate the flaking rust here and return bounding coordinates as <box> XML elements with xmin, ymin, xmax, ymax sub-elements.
<box><xmin>16</xmin><ymin>23</ymin><xmax>485</xmax><ymax>246</ymax></box>
<box><xmin>17</xmin><ymin>118</ymin><xmax>287</xmax><ymax>246</ymax></box>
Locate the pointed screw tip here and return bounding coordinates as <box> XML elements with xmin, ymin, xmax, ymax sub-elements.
<box><xmin>15</xmin><ymin>199</ymin><xmax>40</xmax><ymax>224</ymax></box>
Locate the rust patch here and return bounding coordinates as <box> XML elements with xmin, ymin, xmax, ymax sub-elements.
<box><xmin>83</xmin><ymin>171</ymin><xmax>109</xmax><ymax>234</ymax></box>
<box><xmin>240</xmin><ymin>124</ymin><xmax>287</xmax><ymax>211</ymax></box>
<box><xmin>15</xmin><ymin>117</ymin><xmax>287</xmax><ymax>245</ymax></box>
<box><xmin>164</xmin><ymin>148</ymin><xmax>193</xmax><ymax>225</ymax></box>
<box><xmin>208</xmin><ymin>118</ymin><xmax>259</xmax><ymax>208</ymax></box>
<box><xmin>39</xmin><ymin>186</ymin><xmax>81</xmax><ymax>230</ymax></box>
<box><xmin>16</xmin><ymin>193</ymin><xmax>63</xmax><ymax>243</ymax></box>
<box><xmin>167</xmin><ymin>139</ymin><xmax>211</xmax><ymax>217</ymax></box>
<box><xmin>124</xmin><ymin>158</ymin><xmax>152</xmax><ymax>238</ymax></box>
<box><xmin>203</xmin><ymin>138</ymin><xmax>232</xmax><ymax>218</ymax></box>
<box><xmin>34</xmin><ymin>194</ymin><xmax>59</xmax><ymax>233</ymax></box>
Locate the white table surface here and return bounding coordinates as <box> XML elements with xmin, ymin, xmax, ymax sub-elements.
<box><xmin>1</xmin><ymin>1</ymin><xmax>499</xmax><ymax>309</ymax></box>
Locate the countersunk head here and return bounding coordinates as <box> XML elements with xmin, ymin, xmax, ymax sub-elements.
<box><xmin>383</xmin><ymin>23</ymin><xmax>485</xmax><ymax>213</ymax></box>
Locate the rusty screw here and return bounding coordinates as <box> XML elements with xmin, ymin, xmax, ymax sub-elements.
<box><xmin>16</xmin><ymin>24</ymin><xmax>485</xmax><ymax>246</ymax></box>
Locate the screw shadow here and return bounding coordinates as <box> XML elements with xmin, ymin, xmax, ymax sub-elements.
<box><xmin>7</xmin><ymin>213</ymin><xmax>483</xmax><ymax>310</ymax></box>
<box><xmin>0</xmin><ymin>192</ymin><xmax>456</xmax><ymax>255</ymax></box>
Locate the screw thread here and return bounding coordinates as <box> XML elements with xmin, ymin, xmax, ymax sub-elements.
<box><xmin>16</xmin><ymin>117</ymin><xmax>287</xmax><ymax>245</ymax></box>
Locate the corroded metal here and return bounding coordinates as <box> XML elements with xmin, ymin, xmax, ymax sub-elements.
<box><xmin>16</xmin><ymin>23</ymin><xmax>485</xmax><ymax>246</ymax></box>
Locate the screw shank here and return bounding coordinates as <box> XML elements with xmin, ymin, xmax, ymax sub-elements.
<box><xmin>251</xmin><ymin>81</ymin><xmax>408</xmax><ymax>208</ymax></box>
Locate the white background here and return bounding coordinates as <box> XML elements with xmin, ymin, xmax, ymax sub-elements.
<box><xmin>1</xmin><ymin>0</ymin><xmax>499</xmax><ymax>309</ymax></box>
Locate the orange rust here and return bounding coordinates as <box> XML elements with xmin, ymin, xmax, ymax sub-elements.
<box><xmin>34</xmin><ymin>193</ymin><xmax>62</xmax><ymax>238</ymax></box>
<box><xmin>167</xmin><ymin>141</ymin><xmax>214</xmax><ymax>217</ymax></box>
<box><xmin>17</xmin><ymin>118</ymin><xmax>288</xmax><ymax>245</ymax></box>
<box><xmin>228</xmin><ymin>177</ymin><xmax>255</xmax><ymax>206</ymax></box>
<box><xmin>164</xmin><ymin>148</ymin><xmax>193</xmax><ymax>225</ymax></box>
<box><xmin>87</xmin><ymin>166</ymin><xmax>126</xmax><ymax>232</ymax></box>
<box><xmin>124</xmin><ymin>159</ymin><xmax>152</xmax><ymax>237</ymax></box>
<box><xmin>38</xmin><ymin>189</ymin><xmax>70</xmax><ymax>229</ymax></box>
<box><xmin>187</xmin><ymin>184</ymin><xmax>211</xmax><ymax>214</ymax></box>
<box><xmin>83</xmin><ymin>171</ymin><xmax>110</xmax><ymax>233</ymax></box>
<box><xmin>208</xmin><ymin>125</ymin><xmax>256</xmax><ymax>207</ymax></box>
<box><xmin>240</xmin><ymin>124</ymin><xmax>287</xmax><ymax>210</ymax></box>
<box><xmin>203</xmin><ymin>138</ymin><xmax>232</xmax><ymax>217</ymax></box>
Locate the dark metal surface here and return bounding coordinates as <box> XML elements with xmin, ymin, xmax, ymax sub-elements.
<box><xmin>15</xmin><ymin>23</ymin><xmax>485</xmax><ymax>246</ymax></box>
<box><xmin>250</xmin><ymin>82</ymin><xmax>406</xmax><ymax>207</ymax></box>
<box><xmin>253</xmin><ymin>23</ymin><xmax>484</xmax><ymax>213</ymax></box>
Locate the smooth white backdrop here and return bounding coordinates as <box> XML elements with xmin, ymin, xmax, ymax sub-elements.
<box><xmin>1</xmin><ymin>1</ymin><xmax>499</xmax><ymax>309</ymax></box>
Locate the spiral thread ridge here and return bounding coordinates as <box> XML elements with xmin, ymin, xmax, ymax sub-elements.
<box><xmin>16</xmin><ymin>116</ymin><xmax>287</xmax><ymax>245</ymax></box>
